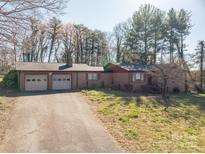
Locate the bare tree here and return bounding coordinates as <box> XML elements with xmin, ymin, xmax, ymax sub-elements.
<box><xmin>0</xmin><ymin>0</ymin><xmax>67</xmax><ymax>43</ymax></box>
<box><xmin>149</xmin><ymin>63</ymin><xmax>185</xmax><ymax>110</ymax></box>
<box><xmin>199</xmin><ymin>41</ymin><xmax>204</xmax><ymax>90</ymax></box>
<box><xmin>193</xmin><ymin>41</ymin><xmax>205</xmax><ymax>91</ymax></box>
<box><xmin>37</xmin><ymin>23</ymin><xmax>49</xmax><ymax>62</ymax></box>
<box><xmin>113</xmin><ymin>23</ymin><xmax>126</xmax><ymax>63</ymax></box>
<box><xmin>61</xmin><ymin>24</ymin><xmax>75</xmax><ymax>65</ymax></box>
<box><xmin>47</xmin><ymin>17</ymin><xmax>62</xmax><ymax>62</ymax></box>
<box><xmin>0</xmin><ymin>0</ymin><xmax>67</xmax><ymax>70</ymax></box>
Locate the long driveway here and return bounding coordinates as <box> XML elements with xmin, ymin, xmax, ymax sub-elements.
<box><xmin>0</xmin><ymin>92</ymin><xmax>121</xmax><ymax>153</ymax></box>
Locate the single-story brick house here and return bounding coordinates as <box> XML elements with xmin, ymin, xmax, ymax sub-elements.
<box><xmin>16</xmin><ymin>62</ymin><xmax>185</xmax><ymax>92</ymax></box>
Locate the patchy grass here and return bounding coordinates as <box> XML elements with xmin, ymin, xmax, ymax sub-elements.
<box><xmin>0</xmin><ymin>86</ymin><xmax>15</xmax><ymax>141</ymax></box>
<box><xmin>0</xmin><ymin>96</ymin><xmax>12</xmax><ymax>140</ymax></box>
<box><xmin>82</xmin><ymin>89</ymin><xmax>205</xmax><ymax>153</ymax></box>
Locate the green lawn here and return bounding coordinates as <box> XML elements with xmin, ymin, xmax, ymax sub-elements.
<box><xmin>82</xmin><ymin>89</ymin><xmax>205</xmax><ymax>153</ymax></box>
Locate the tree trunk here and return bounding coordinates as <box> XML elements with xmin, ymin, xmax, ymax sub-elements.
<box><xmin>180</xmin><ymin>34</ymin><xmax>184</xmax><ymax>59</ymax></box>
<box><xmin>169</xmin><ymin>29</ymin><xmax>174</xmax><ymax>63</ymax></box>
<box><xmin>91</xmin><ymin>38</ymin><xmax>95</xmax><ymax>66</ymax></box>
<box><xmin>96</xmin><ymin>45</ymin><xmax>100</xmax><ymax>66</ymax></box>
<box><xmin>200</xmin><ymin>41</ymin><xmax>204</xmax><ymax>89</ymax></box>
<box><xmin>80</xmin><ymin>35</ymin><xmax>84</xmax><ymax>63</ymax></box>
<box><xmin>180</xmin><ymin>59</ymin><xmax>202</xmax><ymax>92</ymax></box>
<box><xmin>144</xmin><ymin>28</ymin><xmax>148</xmax><ymax>64</ymax></box>
<box><xmin>76</xmin><ymin>33</ymin><xmax>80</xmax><ymax>63</ymax></box>
<box><xmin>116</xmin><ymin>38</ymin><xmax>121</xmax><ymax>63</ymax></box>
<box><xmin>48</xmin><ymin>35</ymin><xmax>56</xmax><ymax>63</ymax></box>
<box><xmin>154</xmin><ymin>31</ymin><xmax>157</xmax><ymax>64</ymax></box>
<box><xmin>85</xmin><ymin>37</ymin><xmax>88</xmax><ymax>64</ymax></box>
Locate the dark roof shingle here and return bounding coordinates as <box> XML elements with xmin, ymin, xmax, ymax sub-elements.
<box><xmin>118</xmin><ymin>64</ymin><xmax>152</xmax><ymax>71</ymax></box>
<box><xmin>16</xmin><ymin>62</ymin><xmax>104</xmax><ymax>72</ymax></box>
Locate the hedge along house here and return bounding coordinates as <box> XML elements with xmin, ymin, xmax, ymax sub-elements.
<box><xmin>16</xmin><ymin>62</ymin><xmax>185</xmax><ymax>92</ymax></box>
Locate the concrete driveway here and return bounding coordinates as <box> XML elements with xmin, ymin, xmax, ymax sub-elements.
<box><xmin>0</xmin><ymin>92</ymin><xmax>121</xmax><ymax>153</ymax></box>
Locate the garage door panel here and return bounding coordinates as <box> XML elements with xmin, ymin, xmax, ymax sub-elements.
<box><xmin>25</xmin><ymin>74</ymin><xmax>48</xmax><ymax>91</ymax></box>
<box><xmin>52</xmin><ymin>74</ymin><xmax>71</xmax><ymax>90</ymax></box>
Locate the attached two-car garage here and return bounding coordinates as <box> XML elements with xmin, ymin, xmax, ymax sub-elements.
<box><xmin>25</xmin><ymin>74</ymin><xmax>71</xmax><ymax>91</ymax></box>
<box><xmin>16</xmin><ymin>62</ymin><xmax>105</xmax><ymax>92</ymax></box>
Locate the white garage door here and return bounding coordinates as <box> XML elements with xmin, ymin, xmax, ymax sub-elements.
<box><xmin>52</xmin><ymin>74</ymin><xmax>71</xmax><ymax>90</ymax></box>
<box><xmin>25</xmin><ymin>74</ymin><xmax>48</xmax><ymax>91</ymax></box>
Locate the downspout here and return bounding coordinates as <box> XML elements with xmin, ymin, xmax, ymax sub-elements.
<box><xmin>76</xmin><ymin>72</ymin><xmax>78</xmax><ymax>89</ymax></box>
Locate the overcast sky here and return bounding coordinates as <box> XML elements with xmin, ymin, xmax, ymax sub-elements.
<box><xmin>61</xmin><ymin>0</ymin><xmax>205</xmax><ymax>53</ymax></box>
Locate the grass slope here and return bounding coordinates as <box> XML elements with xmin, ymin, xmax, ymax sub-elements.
<box><xmin>82</xmin><ymin>89</ymin><xmax>205</xmax><ymax>153</ymax></box>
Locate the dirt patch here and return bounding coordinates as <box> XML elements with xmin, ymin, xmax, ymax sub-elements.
<box><xmin>0</xmin><ymin>96</ymin><xmax>15</xmax><ymax>142</ymax></box>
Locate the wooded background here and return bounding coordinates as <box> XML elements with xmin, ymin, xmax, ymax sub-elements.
<box><xmin>0</xmin><ymin>1</ymin><xmax>204</xmax><ymax>88</ymax></box>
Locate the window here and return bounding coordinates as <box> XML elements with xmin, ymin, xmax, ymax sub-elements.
<box><xmin>88</xmin><ymin>73</ymin><xmax>98</xmax><ymax>81</ymax></box>
<box><xmin>132</xmin><ymin>73</ymin><xmax>144</xmax><ymax>82</ymax></box>
<box><xmin>32</xmin><ymin>79</ymin><xmax>36</xmax><ymax>82</ymax></box>
<box><xmin>26</xmin><ymin>79</ymin><xmax>31</xmax><ymax>82</ymax></box>
<box><xmin>37</xmin><ymin>79</ymin><xmax>41</xmax><ymax>82</ymax></box>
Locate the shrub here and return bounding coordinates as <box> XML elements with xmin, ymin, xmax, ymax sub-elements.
<box><xmin>2</xmin><ymin>70</ymin><xmax>18</xmax><ymax>88</ymax></box>
<box><xmin>173</xmin><ymin>87</ymin><xmax>180</xmax><ymax>94</ymax></box>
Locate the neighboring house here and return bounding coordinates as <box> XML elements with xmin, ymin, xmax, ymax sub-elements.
<box><xmin>16</xmin><ymin>62</ymin><xmax>185</xmax><ymax>92</ymax></box>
